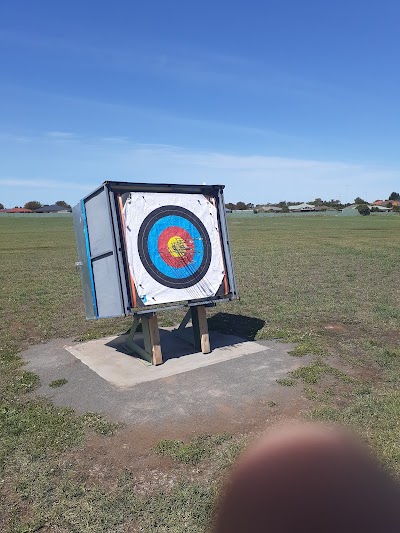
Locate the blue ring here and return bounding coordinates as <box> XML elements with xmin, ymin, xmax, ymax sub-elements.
<box><xmin>147</xmin><ymin>215</ymin><xmax>204</xmax><ymax>279</ymax></box>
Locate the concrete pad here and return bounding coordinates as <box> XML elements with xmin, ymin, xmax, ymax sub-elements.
<box><xmin>65</xmin><ymin>328</ymin><xmax>266</xmax><ymax>388</ymax></box>
<box><xmin>22</xmin><ymin>336</ymin><xmax>312</xmax><ymax>430</ymax></box>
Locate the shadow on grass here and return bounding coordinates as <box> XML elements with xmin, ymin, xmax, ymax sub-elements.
<box><xmin>208</xmin><ymin>312</ymin><xmax>265</xmax><ymax>341</ymax></box>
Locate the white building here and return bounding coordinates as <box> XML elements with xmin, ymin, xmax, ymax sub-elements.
<box><xmin>288</xmin><ymin>203</ymin><xmax>315</xmax><ymax>212</ymax></box>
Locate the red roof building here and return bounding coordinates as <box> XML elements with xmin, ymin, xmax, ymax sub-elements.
<box><xmin>373</xmin><ymin>200</ymin><xmax>400</xmax><ymax>207</ymax></box>
<box><xmin>0</xmin><ymin>207</ymin><xmax>33</xmax><ymax>213</ymax></box>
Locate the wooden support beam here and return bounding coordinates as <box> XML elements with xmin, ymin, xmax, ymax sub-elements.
<box><xmin>191</xmin><ymin>305</ymin><xmax>210</xmax><ymax>354</ymax></box>
<box><xmin>147</xmin><ymin>313</ymin><xmax>163</xmax><ymax>365</ymax></box>
<box><xmin>126</xmin><ymin>313</ymin><xmax>163</xmax><ymax>365</ymax></box>
<box><xmin>176</xmin><ymin>308</ymin><xmax>192</xmax><ymax>332</ymax></box>
<box><xmin>191</xmin><ymin>307</ymin><xmax>200</xmax><ymax>351</ymax></box>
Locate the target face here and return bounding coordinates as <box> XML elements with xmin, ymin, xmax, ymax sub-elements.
<box><xmin>138</xmin><ymin>206</ymin><xmax>212</xmax><ymax>288</ymax></box>
<box><xmin>123</xmin><ymin>192</ymin><xmax>225</xmax><ymax>306</ymax></box>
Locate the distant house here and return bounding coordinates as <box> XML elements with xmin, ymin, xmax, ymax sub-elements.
<box><xmin>34</xmin><ymin>204</ymin><xmax>72</xmax><ymax>213</ymax></box>
<box><xmin>0</xmin><ymin>207</ymin><xmax>33</xmax><ymax>213</ymax></box>
<box><xmin>342</xmin><ymin>204</ymin><xmax>391</xmax><ymax>215</ymax></box>
<box><xmin>371</xmin><ymin>205</ymin><xmax>392</xmax><ymax>211</ymax></box>
<box><xmin>288</xmin><ymin>203</ymin><xmax>315</xmax><ymax>212</ymax></box>
<box><xmin>261</xmin><ymin>206</ymin><xmax>283</xmax><ymax>212</ymax></box>
<box><xmin>373</xmin><ymin>199</ymin><xmax>400</xmax><ymax>207</ymax></box>
<box><xmin>314</xmin><ymin>205</ymin><xmax>337</xmax><ymax>212</ymax></box>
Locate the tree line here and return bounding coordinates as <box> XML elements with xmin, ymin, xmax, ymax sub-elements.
<box><xmin>2</xmin><ymin>192</ymin><xmax>400</xmax><ymax>213</ymax></box>
<box><xmin>0</xmin><ymin>200</ymin><xmax>71</xmax><ymax>210</ymax></box>
<box><xmin>225</xmin><ymin>191</ymin><xmax>400</xmax><ymax>212</ymax></box>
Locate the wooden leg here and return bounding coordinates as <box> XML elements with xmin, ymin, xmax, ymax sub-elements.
<box><xmin>147</xmin><ymin>313</ymin><xmax>163</xmax><ymax>365</ymax></box>
<box><xmin>129</xmin><ymin>313</ymin><xmax>162</xmax><ymax>365</ymax></box>
<box><xmin>191</xmin><ymin>305</ymin><xmax>210</xmax><ymax>354</ymax></box>
<box><xmin>198</xmin><ymin>306</ymin><xmax>211</xmax><ymax>354</ymax></box>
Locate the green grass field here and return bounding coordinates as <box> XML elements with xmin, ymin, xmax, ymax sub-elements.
<box><xmin>1</xmin><ymin>214</ymin><xmax>399</xmax><ymax>531</ymax></box>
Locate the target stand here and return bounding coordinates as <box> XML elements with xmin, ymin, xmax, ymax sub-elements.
<box><xmin>73</xmin><ymin>181</ymin><xmax>238</xmax><ymax>367</ymax></box>
<box><xmin>125</xmin><ymin>303</ymin><xmax>212</xmax><ymax>366</ymax></box>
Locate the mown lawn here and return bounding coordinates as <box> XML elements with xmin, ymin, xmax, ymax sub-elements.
<box><xmin>0</xmin><ymin>214</ymin><xmax>399</xmax><ymax>531</ymax></box>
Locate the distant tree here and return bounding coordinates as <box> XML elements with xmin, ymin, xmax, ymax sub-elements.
<box><xmin>389</xmin><ymin>191</ymin><xmax>400</xmax><ymax>201</ymax></box>
<box><xmin>235</xmin><ymin>201</ymin><xmax>247</xmax><ymax>210</ymax></box>
<box><xmin>357</xmin><ymin>204</ymin><xmax>370</xmax><ymax>216</ymax></box>
<box><xmin>0</xmin><ymin>202</ymin><xmax>4</xmax><ymax>210</ymax></box>
<box><xmin>55</xmin><ymin>200</ymin><xmax>71</xmax><ymax>209</ymax></box>
<box><xmin>313</xmin><ymin>197</ymin><xmax>323</xmax><ymax>206</ymax></box>
<box><xmin>392</xmin><ymin>205</ymin><xmax>400</xmax><ymax>212</ymax></box>
<box><xmin>387</xmin><ymin>202</ymin><xmax>393</xmax><ymax>209</ymax></box>
<box><xmin>24</xmin><ymin>201</ymin><xmax>42</xmax><ymax>211</ymax></box>
<box><xmin>246</xmin><ymin>203</ymin><xmax>254</xmax><ymax>210</ymax></box>
<box><xmin>328</xmin><ymin>199</ymin><xmax>342</xmax><ymax>207</ymax></box>
<box><xmin>354</xmin><ymin>197</ymin><xmax>367</xmax><ymax>205</ymax></box>
<box><xmin>281</xmin><ymin>205</ymin><xmax>290</xmax><ymax>213</ymax></box>
<box><xmin>225</xmin><ymin>202</ymin><xmax>235</xmax><ymax>210</ymax></box>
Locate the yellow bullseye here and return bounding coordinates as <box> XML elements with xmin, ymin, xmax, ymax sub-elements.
<box><xmin>168</xmin><ymin>236</ymin><xmax>187</xmax><ymax>257</ymax></box>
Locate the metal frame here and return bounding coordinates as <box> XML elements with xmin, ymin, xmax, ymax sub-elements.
<box><xmin>73</xmin><ymin>181</ymin><xmax>238</xmax><ymax>319</ymax></box>
<box><xmin>81</xmin><ymin>200</ymin><xmax>98</xmax><ymax>317</ymax></box>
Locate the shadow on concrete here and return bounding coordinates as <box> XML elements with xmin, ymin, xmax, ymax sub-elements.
<box><xmin>105</xmin><ymin>324</ymin><xmax>263</xmax><ymax>364</ymax></box>
<box><xmin>208</xmin><ymin>313</ymin><xmax>265</xmax><ymax>341</ymax></box>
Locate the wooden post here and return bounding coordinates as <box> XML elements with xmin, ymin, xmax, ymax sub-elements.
<box><xmin>143</xmin><ymin>313</ymin><xmax>163</xmax><ymax>365</ymax></box>
<box><xmin>191</xmin><ymin>305</ymin><xmax>210</xmax><ymax>354</ymax></box>
<box><xmin>149</xmin><ymin>314</ymin><xmax>163</xmax><ymax>366</ymax></box>
<box><xmin>126</xmin><ymin>313</ymin><xmax>163</xmax><ymax>365</ymax></box>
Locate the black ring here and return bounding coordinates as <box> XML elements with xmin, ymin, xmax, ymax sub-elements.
<box><xmin>138</xmin><ymin>205</ymin><xmax>212</xmax><ymax>289</ymax></box>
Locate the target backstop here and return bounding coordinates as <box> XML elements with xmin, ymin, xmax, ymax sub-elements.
<box><xmin>73</xmin><ymin>181</ymin><xmax>238</xmax><ymax>319</ymax></box>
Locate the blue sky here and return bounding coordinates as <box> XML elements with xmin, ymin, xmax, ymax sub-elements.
<box><xmin>1</xmin><ymin>0</ymin><xmax>400</xmax><ymax>207</ymax></box>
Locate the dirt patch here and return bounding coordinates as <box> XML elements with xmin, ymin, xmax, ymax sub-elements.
<box><xmin>323</xmin><ymin>323</ymin><xmax>349</xmax><ymax>333</ymax></box>
<box><xmin>379</xmin><ymin>329</ymin><xmax>400</xmax><ymax>345</ymax></box>
<box><xmin>323</xmin><ymin>322</ymin><xmax>400</xmax><ymax>346</ymax></box>
<box><xmin>61</xmin><ymin>382</ymin><xmax>311</xmax><ymax>495</ymax></box>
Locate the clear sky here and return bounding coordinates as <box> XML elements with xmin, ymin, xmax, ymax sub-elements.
<box><xmin>1</xmin><ymin>0</ymin><xmax>400</xmax><ymax>207</ymax></box>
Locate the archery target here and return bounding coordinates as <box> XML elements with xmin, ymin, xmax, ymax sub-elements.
<box><xmin>123</xmin><ymin>193</ymin><xmax>225</xmax><ymax>305</ymax></box>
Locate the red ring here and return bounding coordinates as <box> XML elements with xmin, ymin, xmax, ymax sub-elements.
<box><xmin>157</xmin><ymin>226</ymin><xmax>195</xmax><ymax>268</ymax></box>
